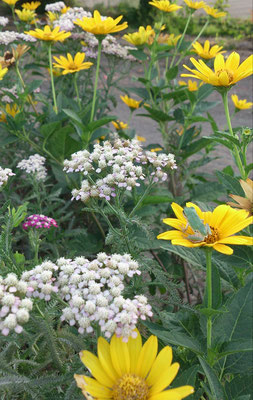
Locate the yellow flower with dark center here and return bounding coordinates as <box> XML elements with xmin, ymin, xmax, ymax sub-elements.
<box><xmin>15</xmin><ymin>8</ymin><xmax>36</xmax><ymax>22</ymax></box>
<box><xmin>204</xmin><ymin>5</ymin><xmax>226</xmax><ymax>18</ymax></box>
<box><xmin>25</xmin><ymin>25</ymin><xmax>71</xmax><ymax>42</ymax></box>
<box><xmin>120</xmin><ymin>95</ymin><xmax>141</xmax><ymax>110</ymax></box>
<box><xmin>149</xmin><ymin>0</ymin><xmax>182</xmax><ymax>12</ymax></box>
<box><xmin>192</xmin><ymin>40</ymin><xmax>225</xmax><ymax>60</ymax></box>
<box><xmin>182</xmin><ymin>52</ymin><xmax>253</xmax><ymax>87</ymax></box>
<box><xmin>74</xmin><ymin>10</ymin><xmax>128</xmax><ymax>36</ymax></box>
<box><xmin>46</xmin><ymin>11</ymin><xmax>58</xmax><ymax>23</ymax></box>
<box><xmin>0</xmin><ymin>104</ymin><xmax>20</xmax><ymax>123</ymax></box>
<box><xmin>166</xmin><ymin>33</ymin><xmax>182</xmax><ymax>46</ymax></box>
<box><xmin>228</xmin><ymin>178</ymin><xmax>253</xmax><ymax>216</ymax></box>
<box><xmin>123</xmin><ymin>26</ymin><xmax>155</xmax><ymax>46</ymax></box>
<box><xmin>0</xmin><ymin>64</ymin><xmax>8</xmax><ymax>81</ymax></box>
<box><xmin>111</xmin><ymin>120</ymin><xmax>128</xmax><ymax>130</ymax></box>
<box><xmin>231</xmin><ymin>94</ymin><xmax>253</xmax><ymax>110</ymax></box>
<box><xmin>2</xmin><ymin>0</ymin><xmax>19</xmax><ymax>5</ymax></box>
<box><xmin>183</xmin><ymin>0</ymin><xmax>206</xmax><ymax>10</ymax></box>
<box><xmin>53</xmin><ymin>52</ymin><xmax>93</xmax><ymax>75</ymax></box>
<box><xmin>21</xmin><ymin>1</ymin><xmax>40</xmax><ymax>10</ymax></box>
<box><xmin>74</xmin><ymin>329</ymin><xmax>194</xmax><ymax>400</ymax></box>
<box><xmin>157</xmin><ymin>202</ymin><xmax>253</xmax><ymax>255</ymax></box>
<box><xmin>178</xmin><ymin>79</ymin><xmax>203</xmax><ymax>91</ymax></box>
<box><xmin>0</xmin><ymin>51</ymin><xmax>15</xmax><ymax>68</ymax></box>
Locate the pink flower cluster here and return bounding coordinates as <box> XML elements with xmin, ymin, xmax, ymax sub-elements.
<box><xmin>22</xmin><ymin>214</ymin><xmax>58</xmax><ymax>230</ymax></box>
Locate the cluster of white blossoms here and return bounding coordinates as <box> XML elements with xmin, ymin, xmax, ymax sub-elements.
<box><xmin>17</xmin><ymin>154</ymin><xmax>47</xmax><ymax>182</ymax></box>
<box><xmin>0</xmin><ymin>17</ymin><xmax>9</xmax><ymax>27</ymax></box>
<box><xmin>0</xmin><ymin>166</ymin><xmax>15</xmax><ymax>188</ymax></box>
<box><xmin>0</xmin><ymin>31</ymin><xmax>36</xmax><ymax>46</ymax></box>
<box><xmin>53</xmin><ymin>7</ymin><xmax>92</xmax><ymax>32</ymax></box>
<box><xmin>45</xmin><ymin>1</ymin><xmax>66</xmax><ymax>12</ymax></box>
<box><xmin>1</xmin><ymin>86</ymin><xmax>18</xmax><ymax>103</ymax></box>
<box><xmin>0</xmin><ymin>274</ymin><xmax>33</xmax><ymax>336</ymax></box>
<box><xmin>64</xmin><ymin>138</ymin><xmax>176</xmax><ymax>203</ymax></box>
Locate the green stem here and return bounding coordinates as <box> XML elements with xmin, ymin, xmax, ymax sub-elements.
<box><xmin>205</xmin><ymin>248</ymin><xmax>212</xmax><ymax>356</ymax></box>
<box><xmin>222</xmin><ymin>91</ymin><xmax>246</xmax><ymax>179</ymax></box>
<box><xmin>90</xmin><ymin>39</ymin><xmax>102</xmax><ymax>123</ymax></box>
<box><xmin>73</xmin><ymin>73</ymin><xmax>81</xmax><ymax>110</ymax></box>
<box><xmin>129</xmin><ymin>179</ymin><xmax>154</xmax><ymax>218</ymax></box>
<box><xmin>48</xmin><ymin>43</ymin><xmax>58</xmax><ymax>114</ymax></box>
<box><xmin>16</xmin><ymin>62</ymin><xmax>38</xmax><ymax>115</ymax></box>
<box><xmin>170</xmin><ymin>13</ymin><xmax>192</xmax><ymax>68</ymax></box>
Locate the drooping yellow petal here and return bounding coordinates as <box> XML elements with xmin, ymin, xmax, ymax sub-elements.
<box><xmin>82</xmin><ymin>376</ymin><xmax>112</xmax><ymax>398</ymax></box>
<box><xmin>80</xmin><ymin>351</ymin><xmax>115</xmax><ymax>387</ymax></box>
<box><xmin>110</xmin><ymin>335</ymin><xmax>130</xmax><ymax>376</ymax></box>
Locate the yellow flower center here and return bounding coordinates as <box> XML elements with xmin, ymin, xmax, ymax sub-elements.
<box><xmin>204</xmin><ymin>227</ymin><xmax>219</xmax><ymax>244</ymax></box>
<box><xmin>216</xmin><ymin>69</ymin><xmax>234</xmax><ymax>83</ymax></box>
<box><xmin>68</xmin><ymin>62</ymin><xmax>78</xmax><ymax>70</ymax></box>
<box><xmin>113</xmin><ymin>373</ymin><xmax>149</xmax><ymax>400</ymax></box>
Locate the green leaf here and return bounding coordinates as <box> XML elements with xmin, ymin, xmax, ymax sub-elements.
<box><xmin>87</xmin><ymin>116</ymin><xmax>116</xmax><ymax>133</ymax></box>
<box><xmin>173</xmin><ymin>364</ymin><xmax>199</xmax><ymax>387</ymax></box>
<box><xmin>216</xmin><ymin>171</ymin><xmax>244</xmax><ymax>195</ymax></box>
<box><xmin>245</xmin><ymin>163</ymin><xmax>253</xmax><ymax>174</ymax></box>
<box><xmin>128</xmin><ymin>48</ymin><xmax>148</xmax><ymax>61</ymax></box>
<box><xmin>142</xmin><ymin>195</ymin><xmax>173</xmax><ymax>204</ymax></box>
<box><xmin>214</xmin><ymin>131</ymin><xmax>240</xmax><ymax>146</ymax></box>
<box><xmin>63</xmin><ymin>108</ymin><xmax>83</xmax><ymax>125</ymax></box>
<box><xmin>198</xmin><ymin>357</ymin><xmax>227</xmax><ymax>400</ymax></box>
<box><xmin>166</xmin><ymin>66</ymin><xmax>178</xmax><ymax>81</ymax></box>
<box><xmin>202</xmin><ymin>136</ymin><xmax>234</xmax><ymax>151</ymax></box>
<box><xmin>197</xmin><ymin>84</ymin><xmax>213</xmax><ymax>102</ymax></box>
<box><xmin>181</xmin><ymin>138</ymin><xmax>210</xmax><ymax>159</ymax></box>
<box><xmin>207</xmin><ymin>112</ymin><xmax>219</xmax><ymax>133</ymax></box>
<box><xmin>140</xmin><ymin>106</ymin><xmax>174</xmax><ymax>122</ymax></box>
<box><xmin>225</xmin><ymin>375</ymin><xmax>253</xmax><ymax>400</ymax></box>
<box><xmin>173</xmin><ymin>108</ymin><xmax>185</xmax><ymax>124</ymax></box>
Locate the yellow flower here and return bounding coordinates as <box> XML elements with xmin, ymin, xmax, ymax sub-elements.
<box><xmin>231</xmin><ymin>94</ymin><xmax>253</xmax><ymax>110</ymax></box>
<box><xmin>21</xmin><ymin>1</ymin><xmax>40</xmax><ymax>10</ymax></box>
<box><xmin>61</xmin><ymin>5</ymin><xmax>70</xmax><ymax>14</ymax></box>
<box><xmin>0</xmin><ymin>64</ymin><xmax>8</xmax><ymax>81</ymax></box>
<box><xmin>0</xmin><ymin>104</ymin><xmax>20</xmax><ymax>122</ymax></box>
<box><xmin>192</xmin><ymin>40</ymin><xmax>225</xmax><ymax>60</ymax></box>
<box><xmin>228</xmin><ymin>178</ymin><xmax>253</xmax><ymax>216</ymax></box>
<box><xmin>204</xmin><ymin>5</ymin><xmax>226</xmax><ymax>18</ymax></box>
<box><xmin>151</xmin><ymin>147</ymin><xmax>163</xmax><ymax>152</ymax></box>
<box><xmin>74</xmin><ymin>329</ymin><xmax>194</xmax><ymax>400</ymax></box>
<box><xmin>53</xmin><ymin>52</ymin><xmax>93</xmax><ymax>75</ymax></box>
<box><xmin>178</xmin><ymin>79</ymin><xmax>203</xmax><ymax>91</ymax></box>
<box><xmin>120</xmin><ymin>95</ymin><xmax>141</xmax><ymax>110</ymax></box>
<box><xmin>182</xmin><ymin>52</ymin><xmax>253</xmax><ymax>87</ymax></box>
<box><xmin>15</xmin><ymin>8</ymin><xmax>36</xmax><ymax>22</ymax></box>
<box><xmin>74</xmin><ymin>10</ymin><xmax>128</xmax><ymax>36</ymax></box>
<box><xmin>183</xmin><ymin>0</ymin><xmax>206</xmax><ymax>10</ymax></box>
<box><xmin>47</xmin><ymin>67</ymin><xmax>62</xmax><ymax>77</ymax></box>
<box><xmin>25</xmin><ymin>25</ymin><xmax>71</xmax><ymax>42</ymax></box>
<box><xmin>111</xmin><ymin>120</ymin><xmax>128</xmax><ymax>130</ymax></box>
<box><xmin>137</xmin><ymin>135</ymin><xmax>146</xmax><ymax>142</ymax></box>
<box><xmin>166</xmin><ymin>33</ymin><xmax>182</xmax><ymax>47</ymax></box>
<box><xmin>149</xmin><ymin>0</ymin><xmax>182</xmax><ymax>12</ymax></box>
<box><xmin>46</xmin><ymin>11</ymin><xmax>58</xmax><ymax>23</ymax></box>
<box><xmin>2</xmin><ymin>0</ymin><xmax>19</xmax><ymax>5</ymax></box>
<box><xmin>123</xmin><ymin>25</ymin><xmax>155</xmax><ymax>46</ymax></box>
<box><xmin>0</xmin><ymin>51</ymin><xmax>15</xmax><ymax>68</ymax></box>
<box><xmin>157</xmin><ymin>202</ymin><xmax>253</xmax><ymax>255</ymax></box>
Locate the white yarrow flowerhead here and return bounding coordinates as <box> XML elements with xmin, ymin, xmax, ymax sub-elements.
<box><xmin>0</xmin><ymin>166</ymin><xmax>15</xmax><ymax>188</ymax></box>
<box><xmin>45</xmin><ymin>1</ymin><xmax>66</xmax><ymax>12</ymax></box>
<box><xmin>0</xmin><ymin>17</ymin><xmax>9</xmax><ymax>27</ymax></box>
<box><xmin>17</xmin><ymin>154</ymin><xmax>47</xmax><ymax>182</ymax></box>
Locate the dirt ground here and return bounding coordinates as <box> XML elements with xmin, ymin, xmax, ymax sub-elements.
<box><xmin>112</xmin><ymin>45</ymin><xmax>253</xmax><ymax>174</ymax></box>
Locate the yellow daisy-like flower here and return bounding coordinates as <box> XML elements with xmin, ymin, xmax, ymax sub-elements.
<box><xmin>0</xmin><ymin>104</ymin><xmax>20</xmax><ymax>123</ymax></box>
<box><xmin>192</xmin><ymin>40</ymin><xmax>225</xmax><ymax>60</ymax></box>
<box><xmin>158</xmin><ymin>202</ymin><xmax>253</xmax><ymax>255</ymax></box>
<box><xmin>0</xmin><ymin>64</ymin><xmax>8</xmax><ymax>81</ymax></box>
<box><xmin>74</xmin><ymin>10</ymin><xmax>128</xmax><ymax>36</ymax></box>
<box><xmin>120</xmin><ymin>95</ymin><xmax>141</xmax><ymax>110</ymax></box>
<box><xmin>2</xmin><ymin>0</ymin><xmax>19</xmax><ymax>5</ymax></box>
<box><xmin>15</xmin><ymin>9</ymin><xmax>36</xmax><ymax>22</ymax></box>
<box><xmin>183</xmin><ymin>0</ymin><xmax>206</xmax><ymax>10</ymax></box>
<box><xmin>74</xmin><ymin>329</ymin><xmax>194</xmax><ymax>400</ymax></box>
<box><xmin>61</xmin><ymin>5</ymin><xmax>70</xmax><ymax>14</ymax></box>
<box><xmin>166</xmin><ymin>33</ymin><xmax>182</xmax><ymax>47</ymax></box>
<box><xmin>178</xmin><ymin>79</ymin><xmax>203</xmax><ymax>91</ymax></box>
<box><xmin>151</xmin><ymin>147</ymin><xmax>163</xmax><ymax>152</ymax></box>
<box><xmin>25</xmin><ymin>25</ymin><xmax>71</xmax><ymax>42</ymax></box>
<box><xmin>182</xmin><ymin>52</ymin><xmax>253</xmax><ymax>87</ymax></box>
<box><xmin>22</xmin><ymin>1</ymin><xmax>40</xmax><ymax>10</ymax></box>
<box><xmin>137</xmin><ymin>135</ymin><xmax>146</xmax><ymax>142</ymax></box>
<box><xmin>204</xmin><ymin>5</ymin><xmax>226</xmax><ymax>18</ymax></box>
<box><xmin>46</xmin><ymin>11</ymin><xmax>58</xmax><ymax>23</ymax></box>
<box><xmin>123</xmin><ymin>25</ymin><xmax>155</xmax><ymax>47</ymax></box>
<box><xmin>53</xmin><ymin>52</ymin><xmax>93</xmax><ymax>75</ymax></box>
<box><xmin>47</xmin><ymin>67</ymin><xmax>62</xmax><ymax>77</ymax></box>
<box><xmin>231</xmin><ymin>94</ymin><xmax>253</xmax><ymax>110</ymax></box>
<box><xmin>149</xmin><ymin>0</ymin><xmax>182</xmax><ymax>13</ymax></box>
<box><xmin>111</xmin><ymin>120</ymin><xmax>128</xmax><ymax>130</ymax></box>
<box><xmin>228</xmin><ymin>178</ymin><xmax>253</xmax><ymax>216</ymax></box>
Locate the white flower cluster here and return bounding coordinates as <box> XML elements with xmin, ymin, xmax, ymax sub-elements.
<box><xmin>53</xmin><ymin>7</ymin><xmax>92</xmax><ymax>32</ymax></box>
<box><xmin>64</xmin><ymin>138</ymin><xmax>177</xmax><ymax>203</ymax></box>
<box><xmin>45</xmin><ymin>1</ymin><xmax>66</xmax><ymax>12</ymax></box>
<box><xmin>0</xmin><ymin>31</ymin><xmax>36</xmax><ymax>46</ymax></box>
<box><xmin>17</xmin><ymin>154</ymin><xmax>47</xmax><ymax>182</ymax></box>
<box><xmin>0</xmin><ymin>166</ymin><xmax>15</xmax><ymax>188</ymax></box>
<box><xmin>0</xmin><ymin>17</ymin><xmax>9</xmax><ymax>27</ymax></box>
<box><xmin>0</xmin><ymin>274</ymin><xmax>33</xmax><ymax>336</ymax></box>
<box><xmin>1</xmin><ymin>86</ymin><xmax>18</xmax><ymax>103</ymax></box>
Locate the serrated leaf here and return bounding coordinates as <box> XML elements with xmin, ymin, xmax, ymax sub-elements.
<box><xmin>198</xmin><ymin>357</ymin><xmax>227</xmax><ymax>400</ymax></box>
<box><xmin>216</xmin><ymin>171</ymin><xmax>244</xmax><ymax>194</ymax></box>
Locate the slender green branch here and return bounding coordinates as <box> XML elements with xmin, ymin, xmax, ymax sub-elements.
<box><xmin>48</xmin><ymin>43</ymin><xmax>58</xmax><ymax>114</ymax></box>
<box><xmin>170</xmin><ymin>13</ymin><xmax>192</xmax><ymax>68</ymax></box>
<box><xmin>16</xmin><ymin>62</ymin><xmax>39</xmax><ymax>115</ymax></box>
<box><xmin>90</xmin><ymin>39</ymin><xmax>102</xmax><ymax>123</ymax></box>
<box><xmin>205</xmin><ymin>248</ymin><xmax>213</xmax><ymax>357</ymax></box>
<box><xmin>129</xmin><ymin>178</ymin><xmax>154</xmax><ymax>218</ymax></box>
<box><xmin>73</xmin><ymin>73</ymin><xmax>81</xmax><ymax>110</ymax></box>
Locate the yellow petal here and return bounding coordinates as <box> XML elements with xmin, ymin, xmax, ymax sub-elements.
<box><xmin>214</xmin><ymin>53</ymin><xmax>225</xmax><ymax>72</ymax></box>
<box><xmin>80</xmin><ymin>351</ymin><xmax>114</xmax><ymax>387</ymax></box>
<box><xmin>225</xmin><ymin>51</ymin><xmax>240</xmax><ymax>71</ymax></box>
<box><xmin>213</xmin><ymin>243</ymin><xmax>233</xmax><ymax>254</ymax></box>
<box><xmin>146</xmin><ymin>346</ymin><xmax>173</xmax><ymax>385</ymax></box>
<box><xmin>97</xmin><ymin>337</ymin><xmax>119</xmax><ymax>382</ymax></box>
<box><xmin>149</xmin><ymin>362</ymin><xmax>180</xmax><ymax>395</ymax></box>
<box><xmin>157</xmin><ymin>230</ymin><xmax>185</xmax><ymax>240</ymax></box>
<box><xmin>136</xmin><ymin>335</ymin><xmax>158</xmax><ymax>378</ymax></box>
<box><xmin>127</xmin><ymin>329</ymin><xmax>142</xmax><ymax>374</ymax></box>
<box><xmin>218</xmin><ymin>235</ymin><xmax>253</xmax><ymax>245</ymax></box>
<box><xmin>110</xmin><ymin>335</ymin><xmax>130</xmax><ymax>376</ymax></box>
<box><xmin>149</xmin><ymin>385</ymin><xmax>194</xmax><ymax>400</ymax></box>
<box><xmin>82</xmin><ymin>376</ymin><xmax>112</xmax><ymax>398</ymax></box>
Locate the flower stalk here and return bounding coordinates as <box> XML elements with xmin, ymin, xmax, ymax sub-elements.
<box><xmin>205</xmin><ymin>248</ymin><xmax>213</xmax><ymax>357</ymax></box>
<box><xmin>73</xmin><ymin>73</ymin><xmax>81</xmax><ymax>110</ymax></box>
<box><xmin>170</xmin><ymin>13</ymin><xmax>192</xmax><ymax>68</ymax></box>
<box><xmin>48</xmin><ymin>43</ymin><xmax>58</xmax><ymax>114</ymax></box>
<box><xmin>90</xmin><ymin>39</ymin><xmax>102</xmax><ymax>123</ymax></box>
